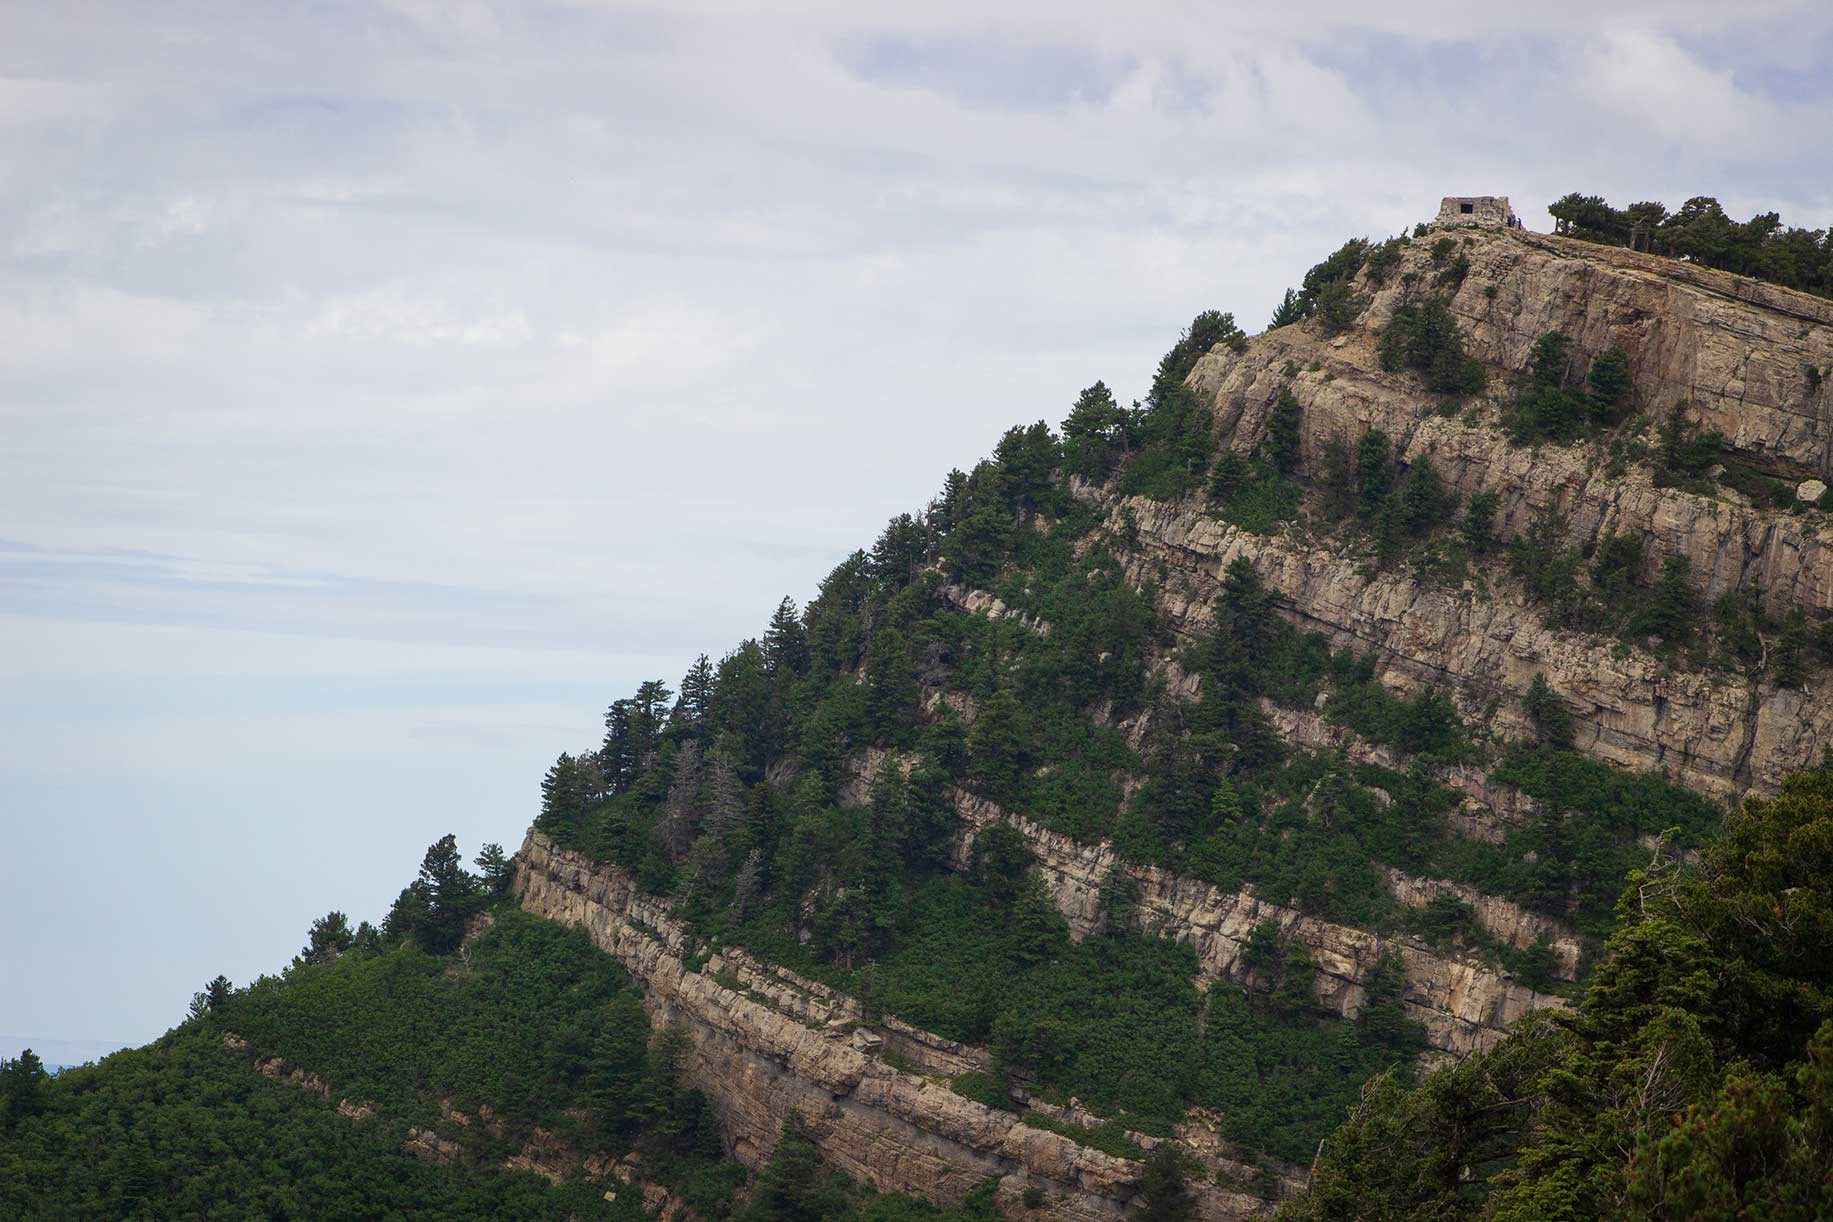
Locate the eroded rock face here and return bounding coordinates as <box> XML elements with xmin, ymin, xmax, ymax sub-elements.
<box><xmin>948</xmin><ymin>793</ymin><xmax>1563</xmax><ymax>1056</ymax></box>
<box><xmin>1259</xmin><ymin>703</ymin><xmax>1535</xmax><ymax>842</ymax></box>
<box><xmin>1175</xmin><ymin>226</ymin><xmax>1833</xmax><ymax>800</ymax></box>
<box><xmin>515</xmin><ymin>800</ymin><xmax>1560</xmax><ymax>1220</ymax></box>
<box><xmin>515</xmin><ymin>830</ymin><xmax>1269</xmax><ymax>1221</ymax></box>
<box><xmin>1380</xmin><ymin>868</ymin><xmax>1582</xmax><ymax>980</ymax></box>
<box><xmin>1113</xmin><ymin>496</ymin><xmax>1828</xmax><ymax>801</ymax></box>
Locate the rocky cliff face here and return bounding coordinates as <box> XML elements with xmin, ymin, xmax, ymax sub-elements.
<box><xmin>1166</xmin><ymin>227</ymin><xmax>1833</xmax><ymax>798</ymax></box>
<box><xmin>510</xmin><ymin>225</ymin><xmax>1832</xmax><ymax>1218</ymax></box>
<box><xmin>516</xmin><ymin>830</ymin><xmax>1269</xmax><ymax>1221</ymax></box>
<box><xmin>946</xmin><ymin>791</ymin><xmax>1564</xmax><ymax>1056</ymax></box>
<box><xmin>514</xmin><ymin>782</ymin><xmax>1561</xmax><ymax>1218</ymax></box>
<box><xmin>1113</xmin><ymin>497</ymin><xmax>1831</xmax><ymax>800</ymax></box>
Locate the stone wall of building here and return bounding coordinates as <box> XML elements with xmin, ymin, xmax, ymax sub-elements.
<box><xmin>1434</xmin><ymin>195</ymin><xmax>1518</xmax><ymax>228</ymax></box>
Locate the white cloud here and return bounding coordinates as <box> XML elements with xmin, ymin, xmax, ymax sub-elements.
<box><xmin>1580</xmin><ymin>23</ymin><xmax>1777</xmax><ymax>151</ymax></box>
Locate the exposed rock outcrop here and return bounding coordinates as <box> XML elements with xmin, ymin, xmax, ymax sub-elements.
<box><xmin>1113</xmin><ymin>495</ymin><xmax>1825</xmax><ymax>801</ymax></box>
<box><xmin>1380</xmin><ymin>868</ymin><xmax>1582</xmax><ymax>980</ymax></box>
<box><xmin>1259</xmin><ymin>703</ymin><xmax>1536</xmax><ymax>842</ymax></box>
<box><xmin>515</xmin><ymin>799</ymin><xmax>1562</xmax><ymax>1218</ymax></box>
<box><xmin>947</xmin><ymin>793</ymin><xmax>1564</xmax><ymax>1055</ymax></box>
<box><xmin>1173</xmin><ymin>226</ymin><xmax>1833</xmax><ymax>800</ymax></box>
<box><xmin>515</xmin><ymin>830</ymin><xmax>1268</xmax><ymax>1221</ymax></box>
<box><xmin>405</xmin><ymin>1127</ymin><xmax>464</xmax><ymax>1166</ymax></box>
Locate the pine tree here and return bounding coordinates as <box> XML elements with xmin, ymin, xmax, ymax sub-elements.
<box><xmin>763</xmin><ymin>597</ymin><xmax>808</xmax><ymax>679</ymax></box>
<box><xmin>1523</xmin><ymin>672</ymin><xmax>1574</xmax><ymax>749</ymax></box>
<box><xmin>1273</xmin><ymin>942</ymin><xmax>1319</xmax><ymax>1017</ymax></box>
<box><xmin>474</xmin><ymin>843</ymin><xmax>513</xmax><ymax>895</ymax></box>
<box><xmin>1267</xmin><ymin>388</ymin><xmax>1302</xmax><ymax>473</ymax></box>
<box><xmin>864</xmin><ymin>626</ymin><xmax>919</xmax><ymax>746</ymax></box>
<box><xmin>674</xmin><ymin>654</ymin><xmax>714</xmax><ymax>731</ymax></box>
<box><xmin>1063</xmin><ymin>381</ymin><xmax>1126</xmax><ymax>480</ymax></box>
<box><xmin>1587</xmin><ymin>345</ymin><xmax>1633</xmax><ymax>419</ymax></box>
<box><xmin>969</xmin><ymin>689</ymin><xmax>1028</xmax><ymax>805</ymax></box>
<box><xmin>539</xmin><ymin>751</ymin><xmax>601</xmax><ymax>829</ymax></box>
<box><xmin>1133</xmin><ymin>1144</ymin><xmax>1197</xmax><ymax>1221</ymax></box>
<box><xmin>942</xmin><ymin>468</ymin><xmax>1015</xmax><ymax>586</ymax></box>
<box><xmin>971</xmin><ymin>821</ymin><xmax>1034</xmax><ymax>907</ymax></box>
<box><xmin>601</xmin><ymin>702</ymin><xmax>635</xmax><ymax>791</ymax></box>
<box><xmin>581</xmin><ymin>993</ymin><xmax>649</xmax><ymax>1138</ymax></box>
<box><xmin>658</xmin><ymin>741</ymin><xmax>704</xmax><ymax>863</ymax></box>
<box><xmin>731</xmin><ymin>848</ymin><xmax>764</xmax><ymax>917</ymax></box>
<box><xmin>414</xmin><ymin>834</ymin><xmax>479</xmax><ymax>954</ymax></box>
<box><xmin>680</xmin><ymin>835</ymin><xmax>728</xmax><ymax>903</ymax></box>
<box><xmin>299</xmin><ymin>911</ymin><xmax>354</xmax><ymax>966</ymax></box>
<box><xmin>1318</xmin><ymin>435</ymin><xmax>1357</xmax><ymax>521</ymax></box>
<box><xmin>0</xmin><ymin>1050</ymin><xmax>48</xmax><ymax>1127</ymax></box>
<box><xmin>1268</xmin><ymin>287</ymin><xmax>1305</xmax><ymax>330</ymax></box>
<box><xmin>701</xmin><ymin>751</ymin><xmax>747</xmax><ymax>842</ymax></box>
<box><xmin>744</xmin><ymin>1113</ymin><xmax>832</xmax><ymax>1222</ymax></box>
<box><xmin>382</xmin><ymin>880</ymin><xmax>432</xmax><ymax>944</ymax></box>
<box><xmin>1629</xmin><ymin>553</ymin><xmax>1696</xmax><ymax>642</ymax></box>
<box><xmin>1355</xmin><ymin>429</ymin><xmax>1394</xmax><ymax>519</ymax></box>
<box><xmin>993</xmin><ymin>420</ymin><xmax>1061</xmax><ymax>513</ymax></box>
<box><xmin>935</xmin><ymin>468</ymin><xmax>969</xmax><ymax>533</ymax></box>
<box><xmin>1397</xmin><ymin>456</ymin><xmax>1451</xmax><ymax>536</ymax></box>
<box><xmin>1314</xmin><ymin>279</ymin><xmax>1367</xmax><ymax>336</ymax></box>
<box><xmin>1461</xmin><ymin>490</ymin><xmax>1499</xmax><ymax>553</ymax></box>
<box><xmin>1218</xmin><ymin>556</ymin><xmax>1276</xmax><ymax>653</ymax></box>
<box><xmin>630</xmin><ymin>681</ymin><xmax>673</xmax><ymax>766</ymax></box>
<box><xmin>1775</xmin><ymin>607</ymin><xmax>1814</xmax><ymax>687</ymax></box>
<box><xmin>710</xmin><ymin>641</ymin><xmax>776</xmax><ymax>774</ymax></box>
<box><xmin>870</xmin><ymin>513</ymin><xmax>927</xmax><ymax>590</ymax></box>
<box><xmin>1207</xmin><ymin>449</ymin><xmax>1249</xmax><ymax>502</ymax></box>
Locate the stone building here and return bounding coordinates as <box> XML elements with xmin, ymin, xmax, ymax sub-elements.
<box><xmin>1433</xmin><ymin>195</ymin><xmax>1521</xmax><ymax>229</ymax></box>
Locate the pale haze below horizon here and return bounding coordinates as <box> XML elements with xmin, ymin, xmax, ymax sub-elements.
<box><xmin>5</xmin><ymin>0</ymin><xmax>1832</xmax><ymax>1047</ymax></box>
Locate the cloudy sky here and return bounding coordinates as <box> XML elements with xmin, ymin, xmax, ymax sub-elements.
<box><xmin>4</xmin><ymin>0</ymin><xmax>1831</xmax><ymax>1051</ymax></box>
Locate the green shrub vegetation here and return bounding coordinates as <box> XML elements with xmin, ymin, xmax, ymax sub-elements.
<box><xmin>0</xmin><ymin>897</ymin><xmax>742</xmax><ymax>1220</ymax></box>
<box><xmin>1506</xmin><ymin>495</ymin><xmax>1828</xmax><ymax>681</ymax></box>
<box><xmin>1379</xmin><ymin>296</ymin><xmax>1485</xmax><ymax>394</ymax></box>
<box><xmin>1505</xmin><ymin>332</ymin><xmax>1636</xmax><ymax>441</ymax></box>
<box><xmin>0</xmin><ymin>1023</ymin><xmax>637</xmax><ymax>1221</ymax></box>
<box><xmin>1284</xmin><ymin>762</ymin><xmax>1833</xmax><ymax>1219</ymax></box>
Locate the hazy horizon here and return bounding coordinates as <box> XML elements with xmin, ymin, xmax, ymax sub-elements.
<box><xmin>6</xmin><ymin>0</ymin><xmax>1833</xmax><ymax>1047</ymax></box>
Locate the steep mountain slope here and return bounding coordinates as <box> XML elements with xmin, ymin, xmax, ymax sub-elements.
<box><xmin>10</xmin><ymin>210</ymin><xmax>1831</xmax><ymax>1221</ymax></box>
<box><xmin>517</xmin><ymin>214</ymin><xmax>1833</xmax><ymax>1217</ymax></box>
<box><xmin>1184</xmin><ymin>226</ymin><xmax>1833</xmax><ymax>799</ymax></box>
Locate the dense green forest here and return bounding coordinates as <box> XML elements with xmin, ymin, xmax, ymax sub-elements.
<box><xmin>1284</xmin><ymin>763</ymin><xmax>1833</xmax><ymax>1219</ymax></box>
<box><xmin>0</xmin><ymin>850</ymin><xmax>998</xmax><ymax>1220</ymax></box>
<box><xmin>1548</xmin><ymin>191</ymin><xmax>1833</xmax><ymax>296</ymax></box>
<box><xmin>0</xmin><ymin>879</ymin><xmax>704</xmax><ymax>1220</ymax></box>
